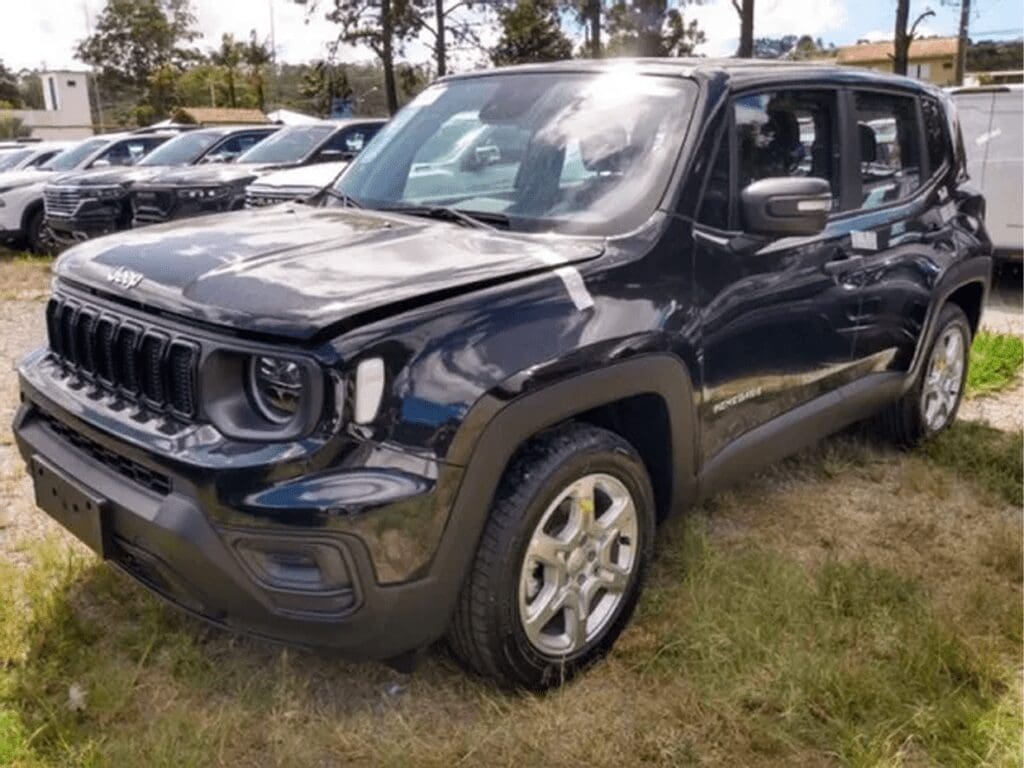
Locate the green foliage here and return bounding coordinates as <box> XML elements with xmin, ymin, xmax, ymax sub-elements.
<box><xmin>605</xmin><ymin>0</ymin><xmax>705</xmax><ymax>58</ymax></box>
<box><xmin>76</xmin><ymin>0</ymin><xmax>200</xmax><ymax>125</ymax></box>
<box><xmin>968</xmin><ymin>40</ymin><xmax>1024</xmax><ymax>76</ymax></box>
<box><xmin>491</xmin><ymin>0</ymin><xmax>573</xmax><ymax>66</ymax></box>
<box><xmin>0</xmin><ymin>116</ymin><xmax>30</xmax><ymax>140</ymax></box>
<box><xmin>967</xmin><ymin>331</ymin><xmax>1024</xmax><ymax>398</ymax></box>
<box><xmin>0</xmin><ymin>60</ymin><xmax>22</xmax><ymax>108</ymax></box>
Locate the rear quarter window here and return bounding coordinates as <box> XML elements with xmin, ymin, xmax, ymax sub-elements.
<box><xmin>921</xmin><ymin>96</ymin><xmax>952</xmax><ymax>176</ymax></box>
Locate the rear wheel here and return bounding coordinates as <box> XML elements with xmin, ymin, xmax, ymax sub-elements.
<box><xmin>448</xmin><ymin>423</ymin><xmax>655</xmax><ymax>690</ymax></box>
<box><xmin>877</xmin><ymin>303</ymin><xmax>971</xmax><ymax>446</ymax></box>
<box><xmin>24</xmin><ymin>207</ymin><xmax>53</xmax><ymax>255</ymax></box>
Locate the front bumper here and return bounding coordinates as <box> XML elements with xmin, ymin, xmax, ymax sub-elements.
<box><xmin>14</xmin><ymin>357</ymin><xmax>465</xmax><ymax>660</ymax></box>
<box><xmin>47</xmin><ymin>209</ymin><xmax>123</xmax><ymax>244</ymax></box>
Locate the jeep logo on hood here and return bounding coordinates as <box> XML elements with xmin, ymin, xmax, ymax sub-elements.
<box><xmin>106</xmin><ymin>265</ymin><xmax>144</xmax><ymax>290</ymax></box>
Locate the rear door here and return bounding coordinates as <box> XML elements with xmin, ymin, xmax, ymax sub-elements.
<box><xmin>831</xmin><ymin>88</ymin><xmax>952</xmax><ymax>377</ymax></box>
<box><xmin>693</xmin><ymin>85</ymin><xmax>863</xmax><ymax>460</ymax></box>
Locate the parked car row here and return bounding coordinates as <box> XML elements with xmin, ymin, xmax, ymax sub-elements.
<box><xmin>0</xmin><ymin>119</ymin><xmax>385</xmax><ymax>253</ymax></box>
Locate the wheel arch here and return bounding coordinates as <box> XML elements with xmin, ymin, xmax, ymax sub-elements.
<box><xmin>944</xmin><ymin>280</ymin><xmax>986</xmax><ymax>337</ymax></box>
<box><xmin>425</xmin><ymin>354</ymin><xmax>699</xmax><ymax>629</ymax></box>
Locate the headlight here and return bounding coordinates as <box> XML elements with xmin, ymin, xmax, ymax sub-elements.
<box><xmin>178</xmin><ymin>187</ymin><xmax>227</xmax><ymax>200</ymax></box>
<box><xmin>86</xmin><ymin>185</ymin><xmax>125</xmax><ymax>200</ymax></box>
<box><xmin>248</xmin><ymin>356</ymin><xmax>305</xmax><ymax>424</ymax></box>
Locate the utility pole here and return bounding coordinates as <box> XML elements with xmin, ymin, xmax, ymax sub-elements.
<box><xmin>955</xmin><ymin>0</ymin><xmax>971</xmax><ymax>86</ymax></box>
<box><xmin>268</xmin><ymin>0</ymin><xmax>277</xmax><ymax>108</ymax></box>
<box><xmin>83</xmin><ymin>1</ymin><xmax>105</xmax><ymax>133</ymax></box>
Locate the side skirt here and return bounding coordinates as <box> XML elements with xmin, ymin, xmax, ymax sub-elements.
<box><xmin>696</xmin><ymin>372</ymin><xmax>906</xmax><ymax>500</ymax></box>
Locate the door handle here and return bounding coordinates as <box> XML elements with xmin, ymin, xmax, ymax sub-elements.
<box><xmin>822</xmin><ymin>253</ymin><xmax>864</xmax><ymax>275</ymax></box>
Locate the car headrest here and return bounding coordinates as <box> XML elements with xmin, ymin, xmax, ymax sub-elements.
<box><xmin>859</xmin><ymin>123</ymin><xmax>878</xmax><ymax>163</ymax></box>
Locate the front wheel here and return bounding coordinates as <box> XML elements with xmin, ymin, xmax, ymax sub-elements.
<box><xmin>877</xmin><ymin>303</ymin><xmax>971</xmax><ymax>446</ymax></box>
<box><xmin>448</xmin><ymin>423</ymin><xmax>655</xmax><ymax>690</ymax></box>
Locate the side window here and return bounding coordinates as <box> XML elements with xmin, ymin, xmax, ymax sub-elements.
<box><xmin>321</xmin><ymin>128</ymin><xmax>377</xmax><ymax>156</ymax></box>
<box><xmin>734</xmin><ymin>89</ymin><xmax>838</xmax><ymax>206</ymax></box>
<box><xmin>921</xmin><ymin>96</ymin><xmax>951</xmax><ymax>176</ymax></box>
<box><xmin>209</xmin><ymin>132</ymin><xmax>267</xmax><ymax>162</ymax></box>
<box><xmin>854</xmin><ymin>92</ymin><xmax>921</xmax><ymax>209</ymax></box>
<box><xmin>27</xmin><ymin>151</ymin><xmax>58</xmax><ymax>168</ymax></box>
<box><xmin>696</xmin><ymin>130</ymin><xmax>730</xmax><ymax>229</ymax></box>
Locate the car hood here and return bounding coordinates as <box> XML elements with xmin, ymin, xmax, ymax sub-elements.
<box><xmin>0</xmin><ymin>168</ymin><xmax>51</xmax><ymax>188</ymax></box>
<box><xmin>52</xmin><ymin>166</ymin><xmax>168</xmax><ymax>188</ymax></box>
<box><xmin>141</xmin><ymin>163</ymin><xmax>279</xmax><ymax>187</ymax></box>
<box><xmin>55</xmin><ymin>205</ymin><xmax>603</xmax><ymax>341</ymax></box>
<box><xmin>249</xmin><ymin>161</ymin><xmax>348</xmax><ymax>191</ymax></box>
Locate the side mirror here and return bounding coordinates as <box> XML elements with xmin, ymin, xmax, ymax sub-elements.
<box><xmin>741</xmin><ymin>177</ymin><xmax>832</xmax><ymax>237</ymax></box>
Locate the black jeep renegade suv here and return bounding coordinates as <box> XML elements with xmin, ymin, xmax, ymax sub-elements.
<box><xmin>14</xmin><ymin>60</ymin><xmax>991</xmax><ymax>690</ymax></box>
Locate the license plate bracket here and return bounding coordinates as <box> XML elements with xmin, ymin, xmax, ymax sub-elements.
<box><xmin>31</xmin><ymin>455</ymin><xmax>109</xmax><ymax>556</ymax></box>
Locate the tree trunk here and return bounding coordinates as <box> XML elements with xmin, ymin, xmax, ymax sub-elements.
<box><xmin>736</xmin><ymin>0</ymin><xmax>754</xmax><ymax>58</ymax></box>
<box><xmin>435</xmin><ymin>0</ymin><xmax>447</xmax><ymax>76</ymax></box>
<box><xmin>955</xmin><ymin>0</ymin><xmax>971</xmax><ymax>86</ymax></box>
<box><xmin>381</xmin><ymin>0</ymin><xmax>398</xmax><ymax>114</ymax></box>
<box><xmin>893</xmin><ymin>0</ymin><xmax>910</xmax><ymax>75</ymax></box>
<box><xmin>588</xmin><ymin>0</ymin><xmax>601</xmax><ymax>58</ymax></box>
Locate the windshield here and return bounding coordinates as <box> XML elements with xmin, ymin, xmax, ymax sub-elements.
<box><xmin>236</xmin><ymin>125</ymin><xmax>334</xmax><ymax>164</ymax></box>
<box><xmin>42</xmin><ymin>138</ymin><xmax>108</xmax><ymax>171</ymax></box>
<box><xmin>332</xmin><ymin>70</ymin><xmax>696</xmax><ymax>235</ymax></box>
<box><xmin>0</xmin><ymin>149</ymin><xmax>32</xmax><ymax>172</ymax></box>
<box><xmin>139</xmin><ymin>130</ymin><xmax>220</xmax><ymax>166</ymax></box>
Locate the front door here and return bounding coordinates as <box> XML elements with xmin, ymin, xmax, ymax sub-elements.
<box><xmin>692</xmin><ymin>87</ymin><xmax>862</xmax><ymax>461</ymax></box>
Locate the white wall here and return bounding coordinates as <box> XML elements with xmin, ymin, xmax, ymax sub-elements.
<box><xmin>2</xmin><ymin>70</ymin><xmax>94</xmax><ymax>140</ymax></box>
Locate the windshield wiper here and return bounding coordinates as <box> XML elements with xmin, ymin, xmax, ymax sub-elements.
<box><xmin>379</xmin><ymin>204</ymin><xmax>509</xmax><ymax>230</ymax></box>
<box><xmin>324</xmin><ymin>189</ymin><xmax>363</xmax><ymax>208</ymax></box>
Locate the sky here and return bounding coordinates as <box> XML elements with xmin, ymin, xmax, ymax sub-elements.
<box><xmin>0</xmin><ymin>0</ymin><xmax>1021</xmax><ymax>73</ymax></box>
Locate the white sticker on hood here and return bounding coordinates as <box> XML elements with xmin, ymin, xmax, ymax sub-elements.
<box><xmin>976</xmin><ymin>128</ymin><xmax>1003</xmax><ymax>146</ymax></box>
<box><xmin>533</xmin><ymin>252</ymin><xmax>594</xmax><ymax>311</ymax></box>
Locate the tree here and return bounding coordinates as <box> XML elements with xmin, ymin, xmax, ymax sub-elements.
<box><xmin>892</xmin><ymin>0</ymin><xmax>935</xmax><ymax>76</ymax></box>
<box><xmin>753</xmin><ymin>34</ymin><xmax>827</xmax><ymax>59</ymax></box>
<box><xmin>76</xmin><ymin>0</ymin><xmax>199</xmax><ymax>123</ymax></box>
<box><xmin>299</xmin><ymin>59</ymin><xmax>353</xmax><ymax>117</ymax></box>
<box><xmin>210</xmin><ymin>34</ymin><xmax>244</xmax><ymax>108</ymax></box>
<box><xmin>0</xmin><ymin>116</ymin><xmax>30</xmax><ymax>139</ymax></box>
<box><xmin>491</xmin><ymin>0</ymin><xmax>573</xmax><ymax>66</ymax></box>
<box><xmin>0</xmin><ymin>60</ymin><xmax>22</xmax><ymax>108</ymax></box>
<box><xmin>329</xmin><ymin>0</ymin><xmax>422</xmax><ymax>115</ymax></box>
<box><xmin>967</xmin><ymin>39</ymin><xmax>1024</xmax><ymax>73</ymax></box>
<box><xmin>242</xmin><ymin>31</ymin><xmax>274</xmax><ymax>111</ymax></box>
<box><xmin>606</xmin><ymin>0</ymin><xmax>705</xmax><ymax>57</ymax></box>
<box><xmin>734</xmin><ymin>0</ymin><xmax>754</xmax><ymax>58</ymax></box>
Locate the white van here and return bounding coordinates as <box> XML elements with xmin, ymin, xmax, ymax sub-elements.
<box><xmin>951</xmin><ymin>85</ymin><xmax>1023</xmax><ymax>260</ymax></box>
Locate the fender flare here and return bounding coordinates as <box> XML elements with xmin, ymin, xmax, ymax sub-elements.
<box><xmin>422</xmin><ymin>354</ymin><xmax>699</xmax><ymax>624</ymax></box>
<box><xmin>906</xmin><ymin>255</ymin><xmax>992</xmax><ymax>386</ymax></box>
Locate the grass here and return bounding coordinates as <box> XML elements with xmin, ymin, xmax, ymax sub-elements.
<box><xmin>968</xmin><ymin>331</ymin><xmax>1024</xmax><ymax>398</ymax></box>
<box><xmin>0</xmin><ymin>424</ymin><xmax>1020</xmax><ymax>767</ymax></box>
<box><xmin>0</xmin><ymin>249</ymin><xmax>53</xmax><ymax>301</ymax></box>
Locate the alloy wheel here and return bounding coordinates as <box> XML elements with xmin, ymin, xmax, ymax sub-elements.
<box><xmin>920</xmin><ymin>325</ymin><xmax>967</xmax><ymax>432</ymax></box>
<box><xmin>517</xmin><ymin>473</ymin><xmax>639</xmax><ymax>657</ymax></box>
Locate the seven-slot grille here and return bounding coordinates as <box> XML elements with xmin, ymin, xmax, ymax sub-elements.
<box><xmin>245</xmin><ymin>187</ymin><xmax>310</xmax><ymax>208</ymax></box>
<box><xmin>45</xmin><ymin>296</ymin><xmax>200</xmax><ymax>418</ymax></box>
<box><xmin>43</xmin><ymin>187</ymin><xmax>84</xmax><ymax>217</ymax></box>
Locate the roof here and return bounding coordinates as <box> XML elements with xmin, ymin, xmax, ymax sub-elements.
<box><xmin>443</xmin><ymin>57</ymin><xmax>936</xmax><ymax>92</ymax></box>
<box><xmin>175</xmin><ymin>107</ymin><xmax>268</xmax><ymax>125</ymax></box>
<box><xmin>837</xmin><ymin>37</ymin><xmax>959</xmax><ymax>64</ymax></box>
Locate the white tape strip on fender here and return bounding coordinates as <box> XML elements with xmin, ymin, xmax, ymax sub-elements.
<box><xmin>532</xmin><ymin>252</ymin><xmax>595</xmax><ymax>311</ymax></box>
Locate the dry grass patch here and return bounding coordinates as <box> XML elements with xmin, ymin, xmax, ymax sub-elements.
<box><xmin>0</xmin><ymin>253</ymin><xmax>52</xmax><ymax>301</ymax></box>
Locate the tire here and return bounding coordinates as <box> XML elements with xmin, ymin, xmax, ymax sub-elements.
<box><xmin>24</xmin><ymin>206</ymin><xmax>52</xmax><ymax>255</ymax></box>
<box><xmin>877</xmin><ymin>303</ymin><xmax>971</xmax><ymax>447</ymax></box>
<box><xmin>448</xmin><ymin>422</ymin><xmax>656</xmax><ymax>690</ymax></box>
